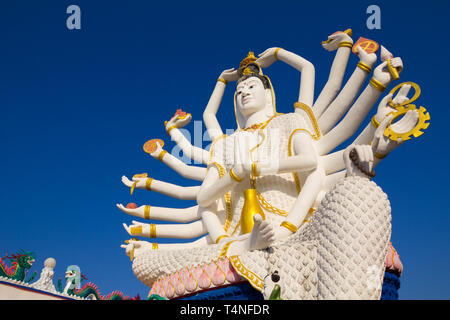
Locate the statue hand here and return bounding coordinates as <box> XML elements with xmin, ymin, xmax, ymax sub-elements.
<box><xmin>343</xmin><ymin>144</ymin><xmax>374</xmax><ymax>178</ymax></box>
<box><xmin>116</xmin><ymin>203</ymin><xmax>145</xmax><ymax>217</ymax></box>
<box><xmin>121</xmin><ymin>175</ymin><xmax>147</xmax><ymax>189</ymax></box>
<box><xmin>120</xmin><ymin>239</ymin><xmax>153</xmax><ymax>260</ymax></box>
<box><xmin>373</xmin><ymin>57</ymin><xmax>403</xmax><ymax>86</ymax></box>
<box><xmin>356</xmin><ymin>46</ymin><xmax>377</xmax><ymax>65</ymax></box>
<box><xmin>233</xmin><ymin>132</ymin><xmax>257</xmax><ymax>179</ymax></box>
<box><xmin>165</xmin><ymin>113</ymin><xmax>192</xmax><ymax>131</ymax></box>
<box><xmin>375</xmin><ymin>83</ymin><xmax>411</xmax><ymax>122</ymax></box>
<box><xmin>219</xmin><ymin>68</ymin><xmax>239</xmax><ymax>83</ymax></box>
<box><xmin>148</xmin><ymin>141</ymin><xmax>164</xmax><ymax>159</ymax></box>
<box><xmin>256</xmin><ymin>48</ymin><xmax>280</xmax><ymax>68</ymax></box>
<box><xmin>322</xmin><ymin>32</ymin><xmax>353</xmax><ymax>52</ymax></box>
<box><xmin>123</xmin><ymin>220</ymin><xmax>149</xmax><ymax>237</ymax></box>
<box><xmin>372</xmin><ymin>109</ymin><xmax>419</xmax><ymax>156</ymax></box>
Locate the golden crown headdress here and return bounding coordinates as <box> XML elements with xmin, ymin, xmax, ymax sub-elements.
<box><xmin>238</xmin><ymin>52</ymin><xmax>263</xmax><ymax>77</ymax></box>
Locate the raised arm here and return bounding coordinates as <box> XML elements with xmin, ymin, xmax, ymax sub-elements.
<box><xmin>123</xmin><ymin>220</ymin><xmax>207</xmax><ymax>240</ymax></box>
<box><xmin>117</xmin><ymin>203</ymin><xmax>201</xmax><ymax>223</ymax></box>
<box><xmin>317</xmin><ymin>57</ymin><xmax>403</xmax><ymax>155</ymax></box>
<box><xmin>145</xmin><ymin>140</ymin><xmax>206</xmax><ymax>181</ymax></box>
<box><xmin>164</xmin><ymin>111</ymin><xmax>209</xmax><ymax>164</ymax></box>
<box><xmin>318</xmin><ymin>46</ymin><xmax>378</xmax><ymax>134</ymax></box>
<box><xmin>122</xmin><ymin>175</ymin><xmax>199</xmax><ymax>200</ymax></box>
<box><xmin>257</xmin><ymin>47</ymin><xmax>315</xmax><ymax>107</ymax></box>
<box><xmin>312</xmin><ymin>30</ymin><xmax>354</xmax><ymax>118</ymax></box>
<box><xmin>203</xmin><ymin>68</ymin><xmax>239</xmax><ymax>141</ymax></box>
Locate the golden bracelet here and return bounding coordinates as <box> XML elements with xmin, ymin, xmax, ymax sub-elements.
<box><xmin>338</xmin><ymin>41</ymin><xmax>353</xmax><ymax>49</ymax></box>
<box><xmin>280</xmin><ymin>221</ymin><xmax>298</xmax><ymax>233</ymax></box>
<box><xmin>357</xmin><ymin>61</ymin><xmax>372</xmax><ymax>73</ymax></box>
<box><xmin>152</xmin><ymin>243</ymin><xmax>158</xmax><ymax>250</ymax></box>
<box><xmin>150</xmin><ymin>224</ymin><xmax>156</xmax><ymax>238</ymax></box>
<box><xmin>215</xmin><ymin>234</ymin><xmax>229</xmax><ymax>244</ymax></box>
<box><xmin>370</xmin><ymin>78</ymin><xmax>387</xmax><ymax>92</ymax></box>
<box><xmin>217</xmin><ymin>78</ymin><xmax>228</xmax><ymax>85</ymax></box>
<box><xmin>130</xmin><ymin>225</ymin><xmax>142</xmax><ymax>235</ymax></box>
<box><xmin>166</xmin><ymin>125</ymin><xmax>177</xmax><ymax>135</ymax></box>
<box><xmin>145</xmin><ymin>178</ymin><xmax>153</xmax><ymax>191</ymax></box>
<box><xmin>371</xmin><ymin>116</ymin><xmax>380</xmax><ymax>129</ymax></box>
<box><xmin>220</xmin><ymin>240</ymin><xmax>236</xmax><ymax>257</ymax></box>
<box><xmin>144</xmin><ymin>205</ymin><xmax>151</xmax><ymax>219</ymax></box>
<box><xmin>251</xmin><ymin>162</ymin><xmax>259</xmax><ymax>178</ymax></box>
<box><xmin>229</xmin><ymin>168</ymin><xmax>243</xmax><ymax>182</ymax></box>
<box><xmin>157</xmin><ymin>150</ymin><xmax>167</xmax><ymax>161</ymax></box>
<box><xmin>274</xmin><ymin>48</ymin><xmax>282</xmax><ymax>60</ymax></box>
<box><xmin>374</xmin><ymin>152</ymin><xmax>388</xmax><ymax>160</ymax></box>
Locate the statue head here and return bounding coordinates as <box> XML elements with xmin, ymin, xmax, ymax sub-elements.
<box><xmin>234</xmin><ymin>53</ymin><xmax>277</xmax><ymax>129</ymax></box>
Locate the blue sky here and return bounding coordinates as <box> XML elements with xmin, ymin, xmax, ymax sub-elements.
<box><xmin>0</xmin><ymin>0</ymin><xmax>448</xmax><ymax>299</ymax></box>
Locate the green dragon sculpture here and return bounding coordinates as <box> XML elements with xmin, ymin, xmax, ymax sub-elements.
<box><xmin>0</xmin><ymin>250</ymin><xmax>37</xmax><ymax>283</ymax></box>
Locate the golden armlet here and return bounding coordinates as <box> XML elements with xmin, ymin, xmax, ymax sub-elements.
<box><xmin>371</xmin><ymin>116</ymin><xmax>380</xmax><ymax>128</ymax></box>
<box><xmin>370</xmin><ymin>78</ymin><xmax>387</xmax><ymax>92</ymax></box>
<box><xmin>150</xmin><ymin>224</ymin><xmax>156</xmax><ymax>238</ymax></box>
<box><xmin>357</xmin><ymin>61</ymin><xmax>372</xmax><ymax>73</ymax></box>
<box><xmin>280</xmin><ymin>221</ymin><xmax>298</xmax><ymax>233</ymax></box>
<box><xmin>144</xmin><ymin>205</ymin><xmax>151</xmax><ymax>219</ymax></box>
<box><xmin>338</xmin><ymin>41</ymin><xmax>353</xmax><ymax>48</ymax></box>
<box><xmin>229</xmin><ymin>168</ymin><xmax>243</xmax><ymax>182</ymax></box>
<box><xmin>157</xmin><ymin>150</ymin><xmax>167</xmax><ymax>161</ymax></box>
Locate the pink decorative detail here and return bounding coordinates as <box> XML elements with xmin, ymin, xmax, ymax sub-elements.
<box><xmin>191</xmin><ymin>265</ymin><xmax>203</xmax><ymax>280</ymax></box>
<box><xmin>162</xmin><ymin>275</ymin><xmax>175</xmax><ymax>298</ymax></box>
<box><xmin>385</xmin><ymin>243</ymin><xmax>403</xmax><ymax>277</ymax></box>
<box><xmin>211</xmin><ymin>261</ymin><xmax>226</xmax><ymax>286</ymax></box>
<box><xmin>198</xmin><ymin>266</ymin><xmax>212</xmax><ymax>289</ymax></box>
<box><xmin>180</xmin><ymin>267</ymin><xmax>197</xmax><ymax>292</ymax></box>
<box><xmin>170</xmin><ymin>271</ymin><xmax>185</xmax><ymax>296</ymax></box>
<box><xmin>155</xmin><ymin>279</ymin><xmax>165</xmax><ymax>297</ymax></box>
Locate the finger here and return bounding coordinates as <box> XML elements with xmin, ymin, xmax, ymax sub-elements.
<box><xmin>379</xmin><ymin>93</ymin><xmax>394</xmax><ymax>109</ymax></box>
<box><xmin>263</xmin><ymin>230</ymin><xmax>275</xmax><ymax>241</ymax></box>
<box><xmin>129</xmin><ymin>240</ymin><xmax>142</xmax><ymax>248</ymax></box>
<box><xmin>253</xmin><ymin>214</ymin><xmax>263</xmax><ymax>226</ymax></box>
<box><xmin>258</xmin><ymin>48</ymin><xmax>271</xmax><ymax>57</ymax></box>
<box><xmin>356</xmin><ymin>46</ymin><xmax>366</xmax><ymax>55</ymax></box>
<box><xmin>122</xmin><ymin>176</ymin><xmax>132</xmax><ymax>186</ymax></box>
<box><xmin>394</xmin><ymin>84</ymin><xmax>411</xmax><ymax>102</ymax></box>
<box><xmin>327</xmin><ymin>34</ymin><xmax>340</xmax><ymax>40</ymax></box>
<box><xmin>132</xmin><ymin>220</ymin><xmax>144</xmax><ymax>226</ymax></box>
<box><xmin>123</xmin><ymin>223</ymin><xmax>131</xmax><ymax>234</ymax></box>
<box><xmin>120</xmin><ymin>245</ymin><xmax>128</xmax><ymax>249</ymax></box>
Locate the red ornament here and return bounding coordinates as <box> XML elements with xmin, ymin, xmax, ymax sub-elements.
<box><xmin>126</xmin><ymin>203</ymin><xmax>138</xmax><ymax>209</ymax></box>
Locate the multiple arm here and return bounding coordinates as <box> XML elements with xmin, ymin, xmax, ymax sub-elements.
<box><xmin>318</xmin><ymin>46</ymin><xmax>378</xmax><ymax>134</ymax></box>
<box><xmin>312</xmin><ymin>31</ymin><xmax>354</xmax><ymax>118</ymax></box>
<box><xmin>165</xmin><ymin>113</ymin><xmax>209</xmax><ymax>165</ymax></box>
<box><xmin>317</xmin><ymin>57</ymin><xmax>403</xmax><ymax>155</ymax></box>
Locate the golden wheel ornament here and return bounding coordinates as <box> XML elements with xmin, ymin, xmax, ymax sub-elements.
<box><xmin>384</xmin><ymin>104</ymin><xmax>430</xmax><ymax>141</ymax></box>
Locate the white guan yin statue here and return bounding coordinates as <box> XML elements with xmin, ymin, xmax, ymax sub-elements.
<box><xmin>116</xmin><ymin>29</ymin><xmax>430</xmax><ymax>300</ymax></box>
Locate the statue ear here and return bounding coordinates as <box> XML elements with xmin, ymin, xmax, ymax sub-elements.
<box><xmin>265</xmin><ymin>89</ymin><xmax>275</xmax><ymax>116</ymax></box>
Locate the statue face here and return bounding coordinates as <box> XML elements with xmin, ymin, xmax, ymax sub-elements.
<box><xmin>235</xmin><ymin>77</ymin><xmax>267</xmax><ymax>117</ymax></box>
